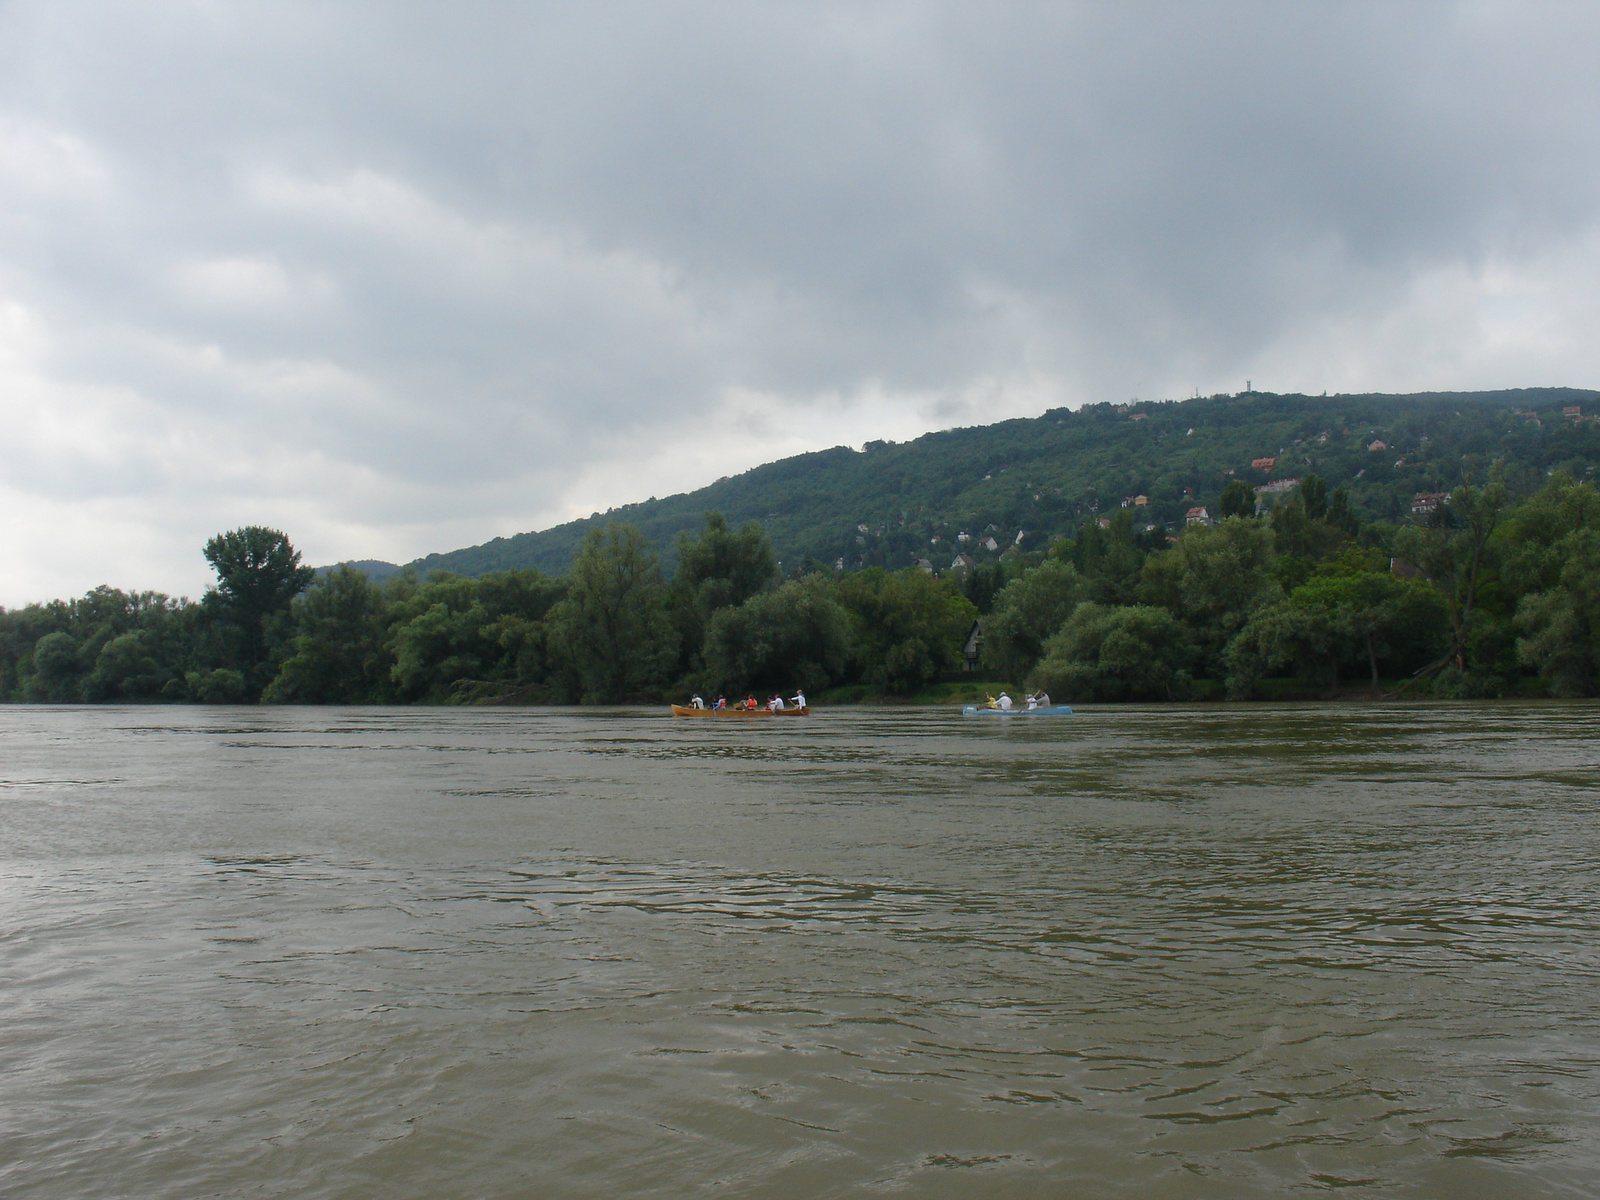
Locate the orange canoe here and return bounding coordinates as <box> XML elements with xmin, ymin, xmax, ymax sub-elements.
<box><xmin>670</xmin><ymin>704</ymin><xmax>809</xmax><ymax>717</ymax></box>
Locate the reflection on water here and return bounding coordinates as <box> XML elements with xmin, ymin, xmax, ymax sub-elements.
<box><xmin>2</xmin><ymin>703</ymin><xmax>1599</xmax><ymax>1198</ymax></box>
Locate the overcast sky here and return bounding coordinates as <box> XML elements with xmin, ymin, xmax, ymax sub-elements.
<box><xmin>2</xmin><ymin>1</ymin><xmax>1598</xmax><ymax>605</ymax></box>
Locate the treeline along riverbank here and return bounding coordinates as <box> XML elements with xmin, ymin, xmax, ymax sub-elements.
<box><xmin>6</xmin><ymin>464</ymin><xmax>1600</xmax><ymax>703</ymax></box>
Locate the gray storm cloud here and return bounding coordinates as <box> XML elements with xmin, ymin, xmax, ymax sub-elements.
<box><xmin>1</xmin><ymin>1</ymin><xmax>1598</xmax><ymax>603</ymax></box>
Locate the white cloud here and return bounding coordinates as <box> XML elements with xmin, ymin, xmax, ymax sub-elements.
<box><xmin>0</xmin><ymin>111</ymin><xmax>109</xmax><ymax>201</ymax></box>
<box><xmin>170</xmin><ymin>255</ymin><xmax>337</xmax><ymax>313</ymax></box>
<box><xmin>1243</xmin><ymin>226</ymin><xmax>1600</xmax><ymax>397</ymax></box>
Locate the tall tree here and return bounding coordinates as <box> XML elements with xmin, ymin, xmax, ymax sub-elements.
<box><xmin>1515</xmin><ymin>534</ymin><xmax>1600</xmax><ymax>697</ymax></box>
<box><xmin>88</xmin><ymin>630</ymin><xmax>171</xmax><ymax>700</ymax></box>
<box><xmin>1299</xmin><ymin>473</ymin><xmax>1329</xmax><ymax>521</ymax></box>
<box><xmin>831</xmin><ymin>567</ymin><xmax>979</xmax><ymax>693</ymax></box>
<box><xmin>1224</xmin><ymin>601</ymin><xmax>1345</xmax><ymax>699</ymax></box>
<box><xmin>1219</xmin><ymin>479</ymin><xmax>1256</xmax><ymax>520</ymax></box>
<box><xmin>959</xmin><ymin>560</ymin><xmax>1007</xmax><ymax>615</ymax></box>
<box><xmin>1265</xmin><ymin>489</ymin><xmax>1345</xmax><ymax>597</ymax></box>
<box><xmin>1154</xmin><ymin>517</ymin><xmax>1280</xmax><ymax>674</ymax></box>
<box><xmin>380</xmin><ymin>569</ymin><xmax>568</xmax><ymax>704</ymax></box>
<box><xmin>263</xmin><ymin>566</ymin><xmax>391</xmax><ymax>704</ymax></box>
<box><xmin>979</xmin><ymin>559</ymin><xmax>1085</xmax><ymax>681</ymax></box>
<box><xmin>1070</xmin><ymin>510</ymin><xmax>1147</xmax><ymax>605</ymax></box>
<box><xmin>26</xmin><ymin>631</ymin><xmax>84</xmax><ymax>702</ymax></box>
<box><xmin>1326</xmin><ymin>485</ymin><xmax>1359</xmax><ymax>536</ymax></box>
<box><xmin>1030</xmin><ymin>603</ymin><xmax>1195</xmax><ymax>701</ymax></box>
<box><xmin>1223</xmin><ymin>570</ymin><xmax>1442</xmax><ymax>699</ymax></box>
<box><xmin>702</xmin><ymin>576</ymin><xmax>854</xmax><ymax>696</ymax></box>
<box><xmin>1392</xmin><ymin>470</ymin><xmax>1510</xmax><ymax>683</ymax></box>
<box><xmin>1497</xmin><ymin>475</ymin><xmax>1600</xmax><ymax>697</ymax></box>
<box><xmin>202</xmin><ymin>526</ymin><xmax>316</xmax><ymax>696</ymax></box>
<box><xmin>669</xmin><ymin>512</ymin><xmax>776</xmax><ymax>674</ymax></box>
<box><xmin>552</xmin><ymin>523</ymin><xmax>676</xmax><ymax>702</ymax></box>
<box><xmin>672</xmin><ymin>512</ymin><xmax>777</xmax><ymax>612</ymax></box>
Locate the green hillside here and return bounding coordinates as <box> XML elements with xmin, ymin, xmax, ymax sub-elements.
<box><xmin>400</xmin><ymin>387</ymin><xmax>1600</xmax><ymax>578</ymax></box>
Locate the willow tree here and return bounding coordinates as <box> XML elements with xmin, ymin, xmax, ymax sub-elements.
<box><xmin>979</xmin><ymin>558</ymin><xmax>1085</xmax><ymax>681</ymax></box>
<box><xmin>701</xmin><ymin>576</ymin><xmax>853</xmax><ymax>696</ymax></box>
<box><xmin>1030</xmin><ymin>603</ymin><xmax>1195</xmax><ymax>701</ymax></box>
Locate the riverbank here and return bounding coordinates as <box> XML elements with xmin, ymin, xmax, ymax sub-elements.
<box><xmin>814</xmin><ymin>674</ymin><xmax>1554</xmax><ymax>706</ymax></box>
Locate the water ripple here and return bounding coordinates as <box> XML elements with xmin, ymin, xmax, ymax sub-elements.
<box><xmin>2</xmin><ymin>703</ymin><xmax>1599</xmax><ymax>1198</ymax></box>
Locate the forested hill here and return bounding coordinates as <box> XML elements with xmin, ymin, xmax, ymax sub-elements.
<box><xmin>393</xmin><ymin>387</ymin><xmax>1600</xmax><ymax>578</ymax></box>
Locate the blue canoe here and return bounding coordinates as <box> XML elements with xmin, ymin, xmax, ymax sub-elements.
<box><xmin>962</xmin><ymin>704</ymin><xmax>1074</xmax><ymax>715</ymax></box>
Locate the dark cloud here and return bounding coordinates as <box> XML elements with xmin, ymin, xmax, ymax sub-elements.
<box><xmin>1</xmin><ymin>1</ymin><xmax>1597</xmax><ymax>601</ymax></box>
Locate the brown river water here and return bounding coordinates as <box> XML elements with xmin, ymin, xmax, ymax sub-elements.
<box><xmin>2</xmin><ymin>703</ymin><xmax>1598</xmax><ymax>1198</ymax></box>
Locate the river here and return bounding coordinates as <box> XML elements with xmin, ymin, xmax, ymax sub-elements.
<box><xmin>2</xmin><ymin>703</ymin><xmax>1597</xmax><ymax>1198</ymax></box>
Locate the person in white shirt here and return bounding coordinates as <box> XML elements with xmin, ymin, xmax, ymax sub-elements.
<box><xmin>997</xmin><ymin>692</ymin><xmax>1013</xmax><ymax>710</ymax></box>
<box><xmin>690</xmin><ymin>694</ymin><xmax>705</xmax><ymax>709</ymax></box>
<box><xmin>1025</xmin><ymin>693</ymin><xmax>1038</xmax><ymax>710</ymax></box>
<box><xmin>768</xmin><ymin>694</ymin><xmax>784</xmax><ymax>711</ymax></box>
<box><xmin>790</xmin><ymin>690</ymin><xmax>806</xmax><ymax>709</ymax></box>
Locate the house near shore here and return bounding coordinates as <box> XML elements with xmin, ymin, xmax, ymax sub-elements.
<box><xmin>961</xmin><ymin>620</ymin><xmax>982</xmax><ymax>671</ymax></box>
<box><xmin>1255</xmin><ymin>478</ymin><xmax>1301</xmax><ymax>496</ymax></box>
<box><xmin>1253</xmin><ymin>477</ymin><xmax>1302</xmax><ymax>512</ymax></box>
<box><xmin>1411</xmin><ymin>492</ymin><xmax>1449</xmax><ymax>515</ymax></box>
